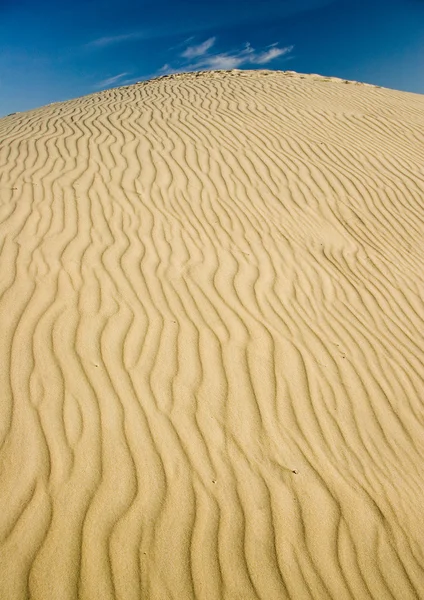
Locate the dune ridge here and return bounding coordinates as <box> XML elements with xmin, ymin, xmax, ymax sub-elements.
<box><xmin>0</xmin><ymin>69</ymin><xmax>424</xmax><ymax>599</ymax></box>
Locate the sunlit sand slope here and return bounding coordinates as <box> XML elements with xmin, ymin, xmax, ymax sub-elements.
<box><xmin>1</xmin><ymin>69</ymin><xmax>424</xmax><ymax>600</ymax></box>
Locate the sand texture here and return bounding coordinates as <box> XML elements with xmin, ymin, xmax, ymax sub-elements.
<box><xmin>1</xmin><ymin>69</ymin><xmax>424</xmax><ymax>599</ymax></box>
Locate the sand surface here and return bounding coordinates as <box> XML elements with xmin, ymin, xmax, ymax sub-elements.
<box><xmin>1</xmin><ymin>69</ymin><xmax>424</xmax><ymax>599</ymax></box>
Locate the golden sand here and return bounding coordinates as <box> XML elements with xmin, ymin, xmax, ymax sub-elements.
<box><xmin>0</xmin><ymin>69</ymin><xmax>424</xmax><ymax>599</ymax></box>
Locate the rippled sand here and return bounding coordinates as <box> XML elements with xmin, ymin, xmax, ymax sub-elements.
<box><xmin>1</xmin><ymin>69</ymin><xmax>424</xmax><ymax>599</ymax></box>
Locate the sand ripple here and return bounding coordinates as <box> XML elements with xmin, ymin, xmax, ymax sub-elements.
<box><xmin>1</xmin><ymin>70</ymin><xmax>424</xmax><ymax>599</ymax></box>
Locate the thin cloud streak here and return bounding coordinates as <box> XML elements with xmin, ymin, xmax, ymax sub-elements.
<box><xmin>96</xmin><ymin>72</ymin><xmax>130</xmax><ymax>88</ymax></box>
<box><xmin>252</xmin><ymin>45</ymin><xmax>293</xmax><ymax>64</ymax></box>
<box><xmin>181</xmin><ymin>37</ymin><xmax>216</xmax><ymax>59</ymax></box>
<box><xmin>87</xmin><ymin>32</ymin><xmax>145</xmax><ymax>48</ymax></box>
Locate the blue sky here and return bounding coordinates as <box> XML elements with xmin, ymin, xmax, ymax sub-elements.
<box><xmin>0</xmin><ymin>0</ymin><xmax>423</xmax><ymax>116</ymax></box>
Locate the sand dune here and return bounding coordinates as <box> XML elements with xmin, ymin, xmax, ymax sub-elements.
<box><xmin>0</xmin><ymin>69</ymin><xmax>424</xmax><ymax>599</ymax></box>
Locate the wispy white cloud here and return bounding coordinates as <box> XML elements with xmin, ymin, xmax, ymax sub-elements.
<box><xmin>87</xmin><ymin>32</ymin><xmax>144</xmax><ymax>48</ymax></box>
<box><xmin>193</xmin><ymin>52</ymin><xmax>246</xmax><ymax>70</ymax></box>
<box><xmin>168</xmin><ymin>36</ymin><xmax>195</xmax><ymax>51</ymax></box>
<box><xmin>181</xmin><ymin>37</ymin><xmax>216</xmax><ymax>59</ymax></box>
<box><xmin>158</xmin><ymin>38</ymin><xmax>294</xmax><ymax>75</ymax></box>
<box><xmin>251</xmin><ymin>44</ymin><xmax>293</xmax><ymax>64</ymax></box>
<box><xmin>158</xmin><ymin>64</ymin><xmax>173</xmax><ymax>74</ymax></box>
<box><xmin>96</xmin><ymin>72</ymin><xmax>130</xmax><ymax>88</ymax></box>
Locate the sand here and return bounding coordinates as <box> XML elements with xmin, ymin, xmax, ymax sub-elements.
<box><xmin>0</xmin><ymin>69</ymin><xmax>424</xmax><ymax>599</ymax></box>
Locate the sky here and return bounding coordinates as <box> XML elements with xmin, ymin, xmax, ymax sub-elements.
<box><xmin>0</xmin><ymin>0</ymin><xmax>423</xmax><ymax>116</ymax></box>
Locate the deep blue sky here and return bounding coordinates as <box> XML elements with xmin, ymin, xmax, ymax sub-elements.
<box><xmin>0</xmin><ymin>0</ymin><xmax>423</xmax><ymax>116</ymax></box>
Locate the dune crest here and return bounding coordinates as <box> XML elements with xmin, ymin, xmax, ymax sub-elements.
<box><xmin>1</xmin><ymin>69</ymin><xmax>424</xmax><ymax>599</ymax></box>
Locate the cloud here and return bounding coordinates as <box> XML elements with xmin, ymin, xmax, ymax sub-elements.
<box><xmin>251</xmin><ymin>45</ymin><xmax>294</xmax><ymax>65</ymax></box>
<box><xmin>194</xmin><ymin>52</ymin><xmax>247</xmax><ymax>70</ymax></box>
<box><xmin>159</xmin><ymin>39</ymin><xmax>294</xmax><ymax>76</ymax></box>
<box><xmin>158</xmin><ymin>64</ymin><xmax>173</xmax><ymax>74</ymax></box>
<box><xmin>96</xmin><ymin>73</ymin><xmax>130</xmax><ymax>88</ymax></box>
<box><xmin>181</xmin><ymin>37</ymin><xmax>216</xmax><ymax>59</ymax></box>
<box><xmin>87</xmin><ymin>33</ymin><xmax>144</xmax><ymax>49</ymax></box>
